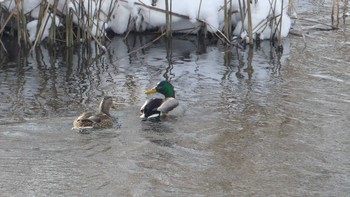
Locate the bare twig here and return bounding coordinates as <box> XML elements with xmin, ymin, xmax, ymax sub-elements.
<box><xmin>114</xmin><ymin>31</ymin><xmax>167</xmax><ymax>62</ymax></box>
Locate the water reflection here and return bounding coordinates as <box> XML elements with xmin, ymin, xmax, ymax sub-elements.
<box><xmin>2</xmin><ymin>2</ymin><xmax>350</xmax><ymax>194</ymax></box>
<box><xmin>141</xmin><ymin>120</ymin><xmax>176</xmax><ymax>147</ymax></box>
<box><xmin>0</xmin><ymin>33</ymin><xmax>293</xmax><ymax>196</ymax></box>
<box><xmin>0</xmin><ymin>34</ymin><xmax>289</xmax><ymax>122</ymax></box>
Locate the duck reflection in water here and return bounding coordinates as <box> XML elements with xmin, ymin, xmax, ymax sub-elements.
<box><xmin>141</xmin><ymin>120</ymin><xmax>175</xmax><ymax>147</ymax></box>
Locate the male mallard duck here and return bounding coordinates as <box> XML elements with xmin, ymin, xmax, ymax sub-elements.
<box><xmin>73</xmin><ymin>96</ymin><xmax>114</xmax><ymax>129</ymax></box>
<box><xmin>140</xmin><ymin>81</ymin><xmax>179</xmax><ymax>119</ymax></box>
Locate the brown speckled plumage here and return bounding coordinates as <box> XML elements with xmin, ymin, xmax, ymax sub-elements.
<box><xmin>73</xmin><ymin>96</ymin><xmax>114</xmax><ymax>129</ymax></box>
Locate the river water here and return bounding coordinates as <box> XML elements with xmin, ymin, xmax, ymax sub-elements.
<box><xmin>1</xmin><ymin>2</ymin><xmax>350</xmax><ymax>197</ymax></box>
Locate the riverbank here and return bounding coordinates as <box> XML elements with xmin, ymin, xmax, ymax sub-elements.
<box><xmin>0</xmin><ymin>0</ymin><xmax>292</xmax><ymax>47</ymax></box>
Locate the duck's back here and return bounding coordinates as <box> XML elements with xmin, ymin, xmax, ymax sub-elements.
<box><xmin>73</xmin><ymin>112</ymin><xmax>112</xmax><ymax>129</ymax></box>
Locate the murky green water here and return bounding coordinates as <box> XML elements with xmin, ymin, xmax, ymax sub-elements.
<box><xmin>1</xmin><ymin>3</ymin><xmax>350</xmax><ymax>196</ymax></box>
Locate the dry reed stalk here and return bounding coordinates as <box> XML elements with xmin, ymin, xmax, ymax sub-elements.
<box><xmin>235</xmin><ymin>0</ymin><xmax>288</xmax><ymax>43</ymax></box>
<box><xmin>0</xmin><ymin>0</ymin><xmax>294</xmax><ymax>47</ymax></box>
<box><xmin>119</xmin><ymin>0</ymin><xmax>236</xmax><ymax>43</ymax></box>
<box><xmin>238</xmin><ymin>0</ymin><xmax>245</xmax><ymax>26</ymax></box>
<box><xmin>114</xmin><ymin>31</ymin><xmax>167</xmax><ymax>62</ymax></box>
<box><xmin>336</xmin><ymin>0</ymin><xmax>340</xmax><ymax>27</ymax></box>
<box><xmin>206</xmin><ymin>23</ymin><xmax>231</xmax><ymax>44</ymax></box>
<box><xmin>235</xmin><ymin>0</ymin><xmax>245</xmax><ymax>41</ymax></box>
<box><xmin>165</xmin><ymin>0</ymin><xmax>172</xmax><ymax>38</ymax></box>
<box><xmin>16</xmin><ymin>0</ymin><xmax>22</xmax><ymax>46</ymax></box>
<box><xmin>269</xmin><ymin>0</ymin><xmax>276</xmax><ymax>39</ymax></box>
<box><xmin>287</xmin><ymin>0</ymin><xmax>293</xmax><ymax>16</ymax></box>
<box><xmin>72</xmin><ymin>0</ymin><xmax>79</xmax><ymax>42</ymax></box>
<box><xmin>48</xmin><ymin>0</ymin><xmax>59</xmax><ymax>45</ymax></box>
<box><xmin>332</xmin><ymin>0</ymin><xmax>339</xmax><ymax>27</ymax></box>
<box><xmin>265</xmin><ymin>0</ymin><xmax>283</xmax><ymax>45</ymax></box>
<box><xmin>0</xmin><ymin>39</ymin><xmax>7</xmax><ymax>53</ymax></box>
<box><xmin>123</xmin><ymin>15</ymin><xmax>136</xmax><ymax>40</ymax></box>
<box><xmin>31</xmin><ymin>3</ymin><xmax>50</xmax><ymax>50</ymax></box>
<box><xmin>34</xmin><ymin>2</ymin><xmax>47</xmax><ymax>43</ymax></box>
<box><xmin>20</xmin><ymin>0</ymin><xmax>28</xmax><ymax>46</ymax></box>
<box><xmin>66</xmin><ymin>0</ymin><xmax>73</xmax><ymax>47</ymax></box>
<box><xmin>228</xmin><ymin>0</ymin><xmax>233</xmax><ymax>38</ymax></box>
<box><xmin>87</xmin><ymin>0</ymin><xmax>92</xmax><ymax>42</ymax></box>
<box><xmin>78</xmin><ymin>0</ymin><xmax>85</xmax><ymax>41</ymax></box>
<box><xmin>277</xmin><ymin>0</ymin><xmax>284</xmax><ymax>47</ymax></box>
<box><xmin>96</xmin><ymin>0</ymin><xmax>104</xmax><ymax>40</ymax></box>
<box><xmin>246</xmin><ymin>0</ymin><xmax>253</xmax><ymax>44</ymax></box>
<box><xmin>344</xmin><ymin>0</ymin><xmax>349</xmax><ymax>19</ymax></box>
<box><xmin>224</xmin><ymin>0</ymin><xmax>229</xmax><ymax>38</ymax></box>
<box><xmin>0</xmin><ymin>7</ymin><xmax>16</xmax><ymax>34</ymax></box>
<box><xmin>196</xmin><ymin>0</ymin><xmax>207</xmax><ymax>38</ymax></box>
<box><xmin>169</xmin><ymin>0</ymin><xmax>173</xmax><ymax>37</ymax></box>
<box><xmin>197</xmin><ymin>0</ymin><xmax>203</xmax><ymax>22</ymax></box>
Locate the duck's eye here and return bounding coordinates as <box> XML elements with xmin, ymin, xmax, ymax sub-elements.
<box><xmin>140</xmin><ymin>109</ymin><xmax>144</xmax><ymax>114</ymax></box>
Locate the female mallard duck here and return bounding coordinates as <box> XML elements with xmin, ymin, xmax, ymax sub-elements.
<box><xmin>73</xmin><ymin>96</ymin><xmax>114</xmax><ymax>129</ymax></box>
<box><xmin>140</xmin><ymin>81</ymin><xmax>179</xmax><ymax>119</ymax></box>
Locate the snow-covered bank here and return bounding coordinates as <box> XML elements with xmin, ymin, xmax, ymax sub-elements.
<box><xmin>231</xmin><ymin>0</ymin><xmax>291</xmax><ymax>41</ymax></box>
<box><xmin>0</xmin><ymin>0</ymin><xmax>291</xmax><ymax>42</ymax></box>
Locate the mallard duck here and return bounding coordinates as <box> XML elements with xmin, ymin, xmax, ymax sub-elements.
<box><xmin>73</xmin><ymin>96</ymin><xmax>114</xmax><ymax>129</ymax></box>
<box><xmin>140</xmin><ymin>81</ymin><xmax>179</xmax><ymax>119</ymax></box>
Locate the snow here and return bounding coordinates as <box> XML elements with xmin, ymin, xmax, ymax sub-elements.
<box><xmin>27</xmin><ymin>13</ymin><xmax>60</xmax><ymax>42</ymax></box>
<box><xmin>232</xmin><ymin>0</ymin><xmax>291</xmax><ymax>41</ymax></box>
<box><xmin>1</xmin><ymin>0</ymin><xmax>291</xmax><ymax>42</ymax></box>
<box><xmin>108</xmin><ymin>2</ymin><xmax>131</xmax><ymax>34</ymax></box>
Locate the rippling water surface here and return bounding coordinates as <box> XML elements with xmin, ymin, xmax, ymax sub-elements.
<box><xmin>1</xmin><ymin>3</ymin><xmax>350</xmax><ymax>196</ymax></box>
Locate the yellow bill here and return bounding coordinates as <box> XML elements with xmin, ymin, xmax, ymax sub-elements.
<box><xmin>145</xmin><ymin>88</ymin><xmax>157</xmax><ymax>94</ymax></box>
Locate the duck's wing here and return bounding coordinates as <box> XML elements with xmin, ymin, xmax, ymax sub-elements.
<box><xmin>92</xmin><ymin>113</ymin><xmax>113</xmax><ymax>128</ymax></box>
<box><xmin>140</xmin><ymin>98</ymin><xmax>163</xmax><ymax>118</ymax></box>
<box><xmin>76</xmin><ymin>112</ymin><xmax>104</xmax><ymax>124</ymax></box>
<box><xmin>140</xmin><ymin>99</ymin><xmax>151</xmax><ymax>112</ymax></box>
<box><xmin>73</xmin><ymin>111</ymin><xmax>112</xmax><ymax>129</ymax></box>
<box><xmin>76</xmin><ymin>112</ymin><xmax>93</xmax><ymax>120</ymax></box>
<box><xmin>73</xmin><ymin>112</ymin><xmax>94</xmax><ymax>128</ymax></box>
<box><xmin>85</xmin><ymin>115</ymin><xmax>102</xmax><ymax>123</ymax></box>
<box><xmin>157</xmin><ymin>98</ymin><xmax>179</xmax><ymax>114</ymax></box>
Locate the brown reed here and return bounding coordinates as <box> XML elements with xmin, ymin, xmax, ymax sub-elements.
<box><xmin>0</xmin><ymin>0</ymin><xmax>299</xmax><ymax>48</ymax></box>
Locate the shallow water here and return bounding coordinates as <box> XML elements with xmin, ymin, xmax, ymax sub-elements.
<box><xmin>1</xmin><ymin>3</ymin><xmax>350</xmax><ymax>196</ymax></box>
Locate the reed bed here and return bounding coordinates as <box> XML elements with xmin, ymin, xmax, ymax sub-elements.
<box><xmin>0</xmin><ymin>0</ymin><xmax>343</xmax><ymax>51</ymax></box>
<box><xmin>0</xmin><ymin>0</ymin><xmax>113</xmax><ymax>50</ymax></box>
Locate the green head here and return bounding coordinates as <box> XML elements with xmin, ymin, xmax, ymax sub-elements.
<box><xmin>145</xmin><ymin>81</ymin><xmax>175</xmax><ymax>98</ymax></box>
